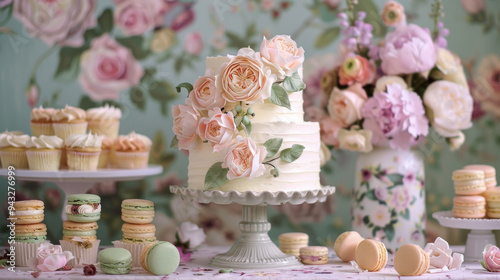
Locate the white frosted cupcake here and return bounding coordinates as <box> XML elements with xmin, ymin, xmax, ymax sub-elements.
<box><xmin>65</xmin><ymin>133</ymin><xmax>102</xmax><ymax>171</ymax></box>
<box><xmin>26</xmin><ymin>135</ymin><xmax>64</xmax><ymax>171</ymax></box>
<box><xmin>114</xmin><ymin>132</ymin><xmax>152</xmax><ymax>169</ymax></box>
<box><xmin>86</xmin><ymin>104</ymin><xmax>122</xmax><ymax>139</ymax></box>
<box><xmin>51</xmin><ymin>105</ymin><xmax>87</xmax><ymax>140</ymax></box>
<box><xmin>0</xmin><ymin>133</ymin><xmax>30</xmax><ymax>169</ymax></box>
<box><xmin>31</xmin><ymin>106</ymin><xmax>56</xmax><ymax>137</ymax></box>
<box><xmin>0</xmin><ymin>131</ymin><xmax>23</xmax><ymax>168</ymax></box>
<box><xmin>97</xmin><ymin>136</ymin><xmax>112</xmax><ymax>169</ymax></box>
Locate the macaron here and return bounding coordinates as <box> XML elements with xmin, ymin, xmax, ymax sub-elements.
<box><xmin>299</xmin><ymin>246</ymin><xmax>329</xmax><ymax>265</ymax></box>
<box><xmin>140</xmin><ymin>241</ymin><xmax>180</xmax><ymax>275</ymax></box>
<box><xmin>65</xmin><ymin>194</ymin><xmax>101</xmax><ymax>222</ymax></box>
<box><xmin>9</xmin><ymin>200</ymin><xmax>44</xmax><ymax>224</ymax></box>
<box><xmin>394</xmin><ymin>244</ymin><xmax>429</xmax><ymax>276</ymax></box>
<box><xmin>121</xmin><ymin>223</ymin><xmax>156</xmax><ymax>244</ymax></box>
<box><xmin>334</xmin><ymin>231</ymin><xmax>364</xmax><ymax>262</ymax></box>
<box><xmin>121</xmin><ymin>199</ymin><xmax>154</xmax><ymax>224</ymax></box>
<box><xmin>98</xmin><ymin>248</ymin><xmax>132</xmax><ymax>274</ymax></box>
<box><xmin>452</xmin><ymin>195</ymin><xmax>486</xmax><ymax>219</ymax></box>
<box><xmin>62</xmin><ymin>220</ymin><xmax>98</xmax><ymax>242</ymax></box>
<box><xmin>464</xmin><ymin>165</ymin><xmax>497</xmax><ymax>188</ymax></box>
<box><xmin>278</xmin><ymin>232</ymin><xmax>308</xmax><ymax>257</ymax></box>
<box><xmin>14</xmin><ymin>223</ymin><xmax>47</xmax><ymax>243</ymax></box>
<box><xmin>452</xmin><ymin>169</ymin><xmax>486</xmax><ymax>195</ymax></box>
<box><xmin>484</xmin><ymin>187</ymin><xmax>500</xmax><ymax>218</ymax></box>
<box><xmin>355</xmin><ymin>239</ymin><xmax>387</xmax><ymax>272</ymax></box>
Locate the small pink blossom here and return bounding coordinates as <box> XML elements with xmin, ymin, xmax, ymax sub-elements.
<box><xmin>381</xmin><ymin>1</ymin><xmax>406</xmax><ymax>27</ymax></box>
<box><xmin>114</xmin><ymin>0</ymin><xmax>166</xmax><ymax>36</ymax></box>
<box><xmin>177</xmin><ymin>246</ymin><xmax>192</xmax><ymax>263</ymax></box>
<box><xmin>172</xmin><ymin>98</ymin><xmax>201</xmax><ymax>150</ymax></box>
<box><xmin>184</xmin><ymin>32</ymin><xmax>203</xmax><ymax>55</ymax></box>
<box><xmin>461</xmin><ymin>0</ymin><xmax>485</xmax><ymax>15</ymax></box>
<box><xmin>198</xmin><ymin>108</ymin><xmax>236</xmax><ymax>152</ymax></box>
<box><xmin>29</xmin><ymin>242</ymin><xmax>73</xmax><ymax>272</ymax></box>
<box><xmin>261</xmin><ymin>0</ymin><xmax>274</xmax><ymax>11</ymax></box>
<box><xmin>338</xmin><ymin>54</ymin><xmax>375</xmax><ymax>86</ymax></box>
<box><xmin>222</xmin><ymin>136</ymin><xmax>266</xmax><ymax>180</ymax></box>
<box><xmin>26</xmin><ymin>84</ymin><xmax>39</xmax><ymax>108</ymax></box>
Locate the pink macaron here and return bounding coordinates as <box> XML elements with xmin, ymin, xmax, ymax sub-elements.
<box><xmin>452</xmin><ymin>195</ymin><xmax>486</xmax><ymax>219</ymax></box>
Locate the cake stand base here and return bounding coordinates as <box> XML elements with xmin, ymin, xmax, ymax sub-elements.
<box><xmin>464</xmin><ymin>229</ymin><xmax>496</xmax><ymax>262</ymax></box>
<box><xmin>209</xmin><ymin>205</ymin><xmax>300</xmax><ymax>270</ymax></box>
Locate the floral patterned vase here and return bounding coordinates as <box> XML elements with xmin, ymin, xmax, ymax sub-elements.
<box><xmin>351</xmin><ymin>147</ymin><xmax>426</xmax><ymax>254</ymax></box>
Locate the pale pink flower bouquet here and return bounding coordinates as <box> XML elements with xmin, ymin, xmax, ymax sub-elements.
<box><xmin>312</xmin><ymin>0</ymin><xmax>474</xmax><ymax>152</ymax></box>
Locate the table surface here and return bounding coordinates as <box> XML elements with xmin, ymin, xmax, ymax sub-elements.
<box><xmin>2</xmin><ymin>246</ymin><xmax>499</xmax><ymax>280</ymax></box>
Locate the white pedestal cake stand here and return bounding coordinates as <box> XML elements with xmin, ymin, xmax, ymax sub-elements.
<box><xmin>433</xmin><ymin>211</ymin><xmax>500</xmax><ymax>262</ymax></box>
<box><xmin>170</xmin><ymin>185</ymin><xmax>336</xmax><ymax>270</ymax></box>
<box><xmin>0</xmin><ymin>165</ymin><xmax>163</xmax><ymax>220</ymax></box>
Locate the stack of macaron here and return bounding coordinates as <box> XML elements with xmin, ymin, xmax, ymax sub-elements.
<box><xmin>9</xmin><ymin>200</ymin><xmax>46</xmax><ymax>266</ymax></box>
<box><xmin>452</xmin><ymin>164</ymin><xmax>497</xmax><ymax>219</ymax></box>
<box><xmin>278</xmin><ymin>232</ymin><xmax>309</xmax><ymax>257</ymax></box>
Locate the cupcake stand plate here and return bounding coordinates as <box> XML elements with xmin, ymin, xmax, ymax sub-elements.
<box><xmin>0</xmin><ymin>165</ymin><xmax>163</xmax><ymax>220</ymax></box>
<box><xmin>170</xmin><ymin>185</ymin><xmax>336</xmax><ymax>270</ymax></box>
<box><xmin>433</xmin><ymin>211</ymin><xmax>500</xmax><ymax>262</ymax></box>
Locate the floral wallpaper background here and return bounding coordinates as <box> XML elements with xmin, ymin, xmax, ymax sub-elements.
<box><xmin>0</xmin><ymin>0</ymin><xmax>499</xmax><ymax>247</ymax></box>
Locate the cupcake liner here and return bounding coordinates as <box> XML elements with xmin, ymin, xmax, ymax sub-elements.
<box><xmin>0</xmin><ymin>150</ymin><xmax>28</xmax><ymax>169</ymax></box>
<box><xmin>88</xmin><ymin>120</ymin><xmax>120</xmax><ymax>139</ymax></box>
<box><xmin>30</xmin><ymin>122</ymin><xmax>54</xmax><ymax>137</ymax></box>
<box><xmin>66</xmin><ymin>150</ymin><xmax>100</xmax><ymax>171</ymax></box>
<box><xmin>60</xmin><ymin>148</ymin><xmax>67</xmax><ymax>169</ymax></box>
<box><xmin>14</xmin><ymin>241</ymin><xmax>44</xmax><ymax>267</ymax></box>
<box><xmin>26</xmin><ymin>150</ymin><xmax>62</xmax><ymax>171</ymax></box>
<box><xmin>115</xmin><ymin>151</ymin><xmax>149</xmax><ymax>169</ymax></box>
<box><xmin>52</xmin><ymin>122</ymin><xmax>87</xmax><ymax>140</ymax></box>
<box><xmin>112</xmin><ymin>240</ymin><xmax>153</xmax><ymax>267</ymax></box>
<box><xmin>60</xmin><ymin>239</ymin><xmax>100</xmax><ymax>267</ymax></box>
<box><xmin>97</xmin><ymin>150</ymin><xmax>110</xmax><ymax>169</ymax></box>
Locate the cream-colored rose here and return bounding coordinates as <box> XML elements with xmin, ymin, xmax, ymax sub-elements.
<box><xmin>217</xmin><ymin>48</ymin><xmax>277</xmax><ymax>103</ymax></box>
<box><xmin>374</xmin><ymin>76</ymin><xmax>407</xmax><ymax>93</ymax></box>
<box><xmin>259</xmin><ymin>35</ymin><xmax>305</xmax><ymax>79</ymax></box>
<box><xmin>190</xmin><ymin>70</ymin><xmax>226</xmax><ymax>111</ymax></box>
<box><xmin>222</xmin><ymin>136</ymin><xmax>267</xmax><ymax>180</ymax></box>
<box><xmin>327</xmin><ymin>84</ymin><xmax>368</xmax><ymax>127</ymax></box>
<box><xmin>448</xmin><ymin>131</ymin><xmax>465</xmax><ymax>151</ymax></box>
<box><xmin>444</xmin><ymin>66</ymin><xmax>469</xmax><ymax>90</ymax></box>
<box><xmin>435</xmin><ymin>48</ymin><xmax>461</xmax><ymax>75</ymax></box>
<box><xmin>423</xmin><ymin>80</ymin><xmax>473</xmax><ymax>137</ymax></box>
<box><xmin>338</xmin><ymin>129</ymin><xmax>373</xmax><ymax>152</ymax></box>
<box><xmin>319</xmin><ymin>141</ymin><xmax>331</xmax><ymax>166</ymax></box>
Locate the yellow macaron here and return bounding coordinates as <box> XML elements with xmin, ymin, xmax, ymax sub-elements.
<box><xmin>278</xmin><ymin>232</ymin><xmax>308</xmax><ymax>257</ymax></box>
<box><xmin>121</xmin><ymin>223</ymin><xmax>156</xmax><ymax>244</ymax></box>
<box><xmin>394</xmin><ymin>244</ymin><xmax>429</xmax><ymax>276</ymax></box>
<box><xmin>334</xmin><ymin>231</ymin><xmax>364</xmax><ymax>262</ymax></box>
<box><xmin>452</xmin><ymin>169</ymin><xmax>486</xmax><ymax>195</ymax></box>
<box><xmin>355</xmin><ymin>239</ymin><xmax>387</xmax><ymax>271</ymax></box>
<box><xmin>10</xmin><ymin>200</ymin><xmax>44</xmax><ymax>224</ymax></box>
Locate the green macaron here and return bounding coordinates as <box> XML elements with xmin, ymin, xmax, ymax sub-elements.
<box><xmin>66</xmin><ymin>194</ymin><xmax>101</xmax><ymax>222</ymax></box>
<box><xmin>98</xmin><ymin>248</ymin><xmax>132</xmax><ymax>275</ymax></box>
<box><xmin>140</xmin><ymin>241</ymin><xmax>180</xmax><ymax>275</ymax></box>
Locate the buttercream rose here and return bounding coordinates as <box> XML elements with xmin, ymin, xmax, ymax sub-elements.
<box><xmin>483</xmin><ymin>244</ymin><xmax>500</xmax><ymax>272</ymax></box>
<box><xmin>423</xmin><ymin>80</ymin><xmax>473</xmax><ymax>137</ymax></box>
<box><xmin>190</xmin><ymin>71</ymin><xmax>225</xmax><ymax>111</ymax></box>
<box><xmin>198</xmin><ymin>108</ymin><xmax>236</xmax><ymax>152</ymax></box>
<box><xmin>172</xmin><ymin>98</ymin><xmax>201</xmax><ymax>150</ymax></box>
<box><xmin>222</xmin><ymin>136</ymin><xmax>267</xmax><ymax>180</ymax></box>
<box><xmin>13</xmin><ymin>0</ymin><xmax>96</xmax><ymax>46</ymax></box>
<box><xmin>338</xmin><ymin>129</ymin><xmax>373</xmax><ymax>152</ymax></box>
<box><xmin>217</xmin><ymin>48</ymin><xmax>277</xmax><ymax>103</ymax></box>
<box><xmin>176</xmin><ymin>222</ymin><xmax>206</xmax><ymax>249</ymax></box>
<box><xmin>338</xmin><ymin>54</ymin><xmax>375</xmax><ymax>86</ymax></box>
<box><xmin>29</xmin><ymin>242</ymin><xmax>74</xmax><ymax>272</ymax></box>
<box><xmin>327</xmin><ymin>84</ymin><xmax>368</xmax><ymax>127</ymax></box>
<box><xmin>259</xmin><ymin>35</ymin><xmax>305</xmax><ymax>78</ymax></box>
<box><xmin>379</xmin><ymin>24</ymin><xmax>437</xmax><ymax>75</ymax></box>
<box><xmin>114</xmin><ymin>0</ymin><xmax>166</xmax><ymax>36</ymax></box>
<box><xmin>79</xmin><ymin>34</ymin><xmax>144</xmax><ymax>101</ymax></box>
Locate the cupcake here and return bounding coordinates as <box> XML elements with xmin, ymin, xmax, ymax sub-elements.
<box><xmin>114</xmin><ymin>132</ymin><xmax>151</xmax><ymax>169</ymax></box>
<box><xmin>51</xmin><ymin>105</ymin><xmax>87</xmax><ymax>140</ymax></box>
<box><xmin>30</xmin><ymin>106</ymin><xmax>56</xmax><ymax>136</ymax></box>
<box><xmin>65</xmin><ymin>133</ymin><xmax>102</xmax><ymax>171</ymax></box>
<box><xmin>0</xmin><ymin>133</ymin><xmax>30</xmax><ymax>169</ymax></box>
<box><xmin>0</xmin><ymin>130</ymin><xmax>23</xmax><ymax>168</ymax></box>
<box><xmin>97</xmin><ymin>136</ymin><xmax>113</xmax><ymax>169</ymax></box>
<box><xmin>86</xmin><ymin>104</ymin><xmax>122</xmax><ymax>139</ymax></box>
<box><xmin>26</xmin><ymin>135</ymin><xmax>64</xmax><ymax>171</ymax></box>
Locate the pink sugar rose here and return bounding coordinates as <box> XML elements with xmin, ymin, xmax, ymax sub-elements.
<box><xmin>379</xmin><ymin>24</ymin><xmax>437</xmax><ymax>75</ymax></box>
<box><xmin>29</xmin><ymin>242</ymin><xmax>73</xmax><ymax>272</ymax></box>
<box><xmin>198</xmin><ymin>108</ymin><xmax>236</xmax><ymax>152</ymax></box>
<box><xmin>114</xmin><ymin>0</ymin><xmax>166</xmax><ymax>36</ymax></box>
<box><xmin>338</xmin><ymin>54</ymin><xmax>375</xmax><ymax>86</ymax></box>
<box><xmin>259</xmin><ymin>35</ymin><xmax>305</xmax><ymax>78</ymax></box>
<box><xmin>222</xmin><ymin>136</ymin><xmax>267</xmax><ymax>180</ymax></box>
<box><xmin>172</xmin><ymin>98</ymin><xmax>201</xmax><ymax>150</ymax></box>
<box><xmin>79</xmin><ymin>34</ymin><xmax>144</xmax><ymax>101</ymax></box>
<box><xmin>184</xmin><ymin>32</ymin><xmax>203</xmax><ymax>55</ymax></box>
<box><xmin>190</xmin><ymin>70</ymin><xmax>225</xmax><ymax>111</ymax></box>
<box><xmin>319</xmin><ymin>117</ymin><xmax>342</xmax><ymax>147</ymax></box>
<box><xmin>483</xmin><ymin>244</ymin><xmax>500</xmax><ymax>272</ymax></box>
<box><xmin>327</xmin><ymin>83</ymin><xmax>368</xmax><ymax>127</ymax></box>
<box><xmin>13</xmin><ymin>0</ymin><xmax>96</xmax><ymax>47</ymax></box>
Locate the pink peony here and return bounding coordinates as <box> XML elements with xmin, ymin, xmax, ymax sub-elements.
<box><xmin>378</xmin><ymin>24</ymin><xmax>437</xmax><ymax>75</ymax></box>
<box><xmin>29</xmin><ymin>242</ymin><xmax>73</xmax><ymax>272</ymax></box>
<box><xmin>184</xmin><ymin>32</ymin><xmax>203</xmax><ymax>55</ymax></box>
<box><xmin>13</xmin><ymin>0</ymin><xmax>96</xmax><ymax>47</ymax></box>
<box><xmin>259</xmin><ymin>35</ymin><xmax>305</xmax><ymax>78</ymax></box>
<box><xmin>483</xmin><ymin>244</ymin><xmax>500</xmax><ymax>272</ymax></box>
<box><xmin>198</xmin><ymin>108</ymin><xmax>236</xmax><ymax>152</ymax></box>
<box><xmin>79</xmin><ymin>34</ymin><xmax>144</xmax><ymax>101</ymax></box>
<box><xmin>114</xmin><ymin>0</ymin><xmax>166</xmax><ymax>36</ymax></box>
<box><xmin>172</xmin><ymin>98</ymin><xmax>201</xmax><ymax>150</ymax></box>
<box><xmin>319</xmin><ymin>117</ymin><xmax>342</xmax><ymax>147</ymax></box>
<box><xmin>338</xmin><ymin>54</ymin><xmax>375</xmax><ymax>86</ymax></box>
<box><xmin>327</xmin><ymin>83</ymin><xmax>368</xmax><ymax>127</ymax></box>
<box><xmin>222</xmin><ymin>136</ymin><xmax>267</xmax><ymax>180</ymax></box>
<box><xmin>362</xmin><ymin>83</ymin><xmax>428</xmax><ymax>150</ymax></box>
<box><xmin>190</xmin><ymin>71</ymin><xmax>225</xmax><ymax>111</ymax></box>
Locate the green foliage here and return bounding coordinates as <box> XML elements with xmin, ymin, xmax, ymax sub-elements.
<box><xmin>280</xmin><ymin>144</ymin><xmax>305</xmax><ymax>163</ymax></box>
<box><xmin>283</xmin><ymin>72</ymin><xmax>306</xmax><ymax>92</ymax></box>
<box><xmin>116</xmin><ymin>36</ymin><xmax>151</xmax><ymax>60</ymax></box>
<box><xmin>98</xmin><ymin>8</ymin><xmax>114</xmax><ymax>33</ymax></box>
<box><xmin>353</xmin><ymin>0</ymin><xmax>386</xmax><ymax>37</ymax></box>
<box><xmin>176</xmin><ymin>83</ymin><xmax>194</xmax><ymax>95</ymax></box>
<box><xmin>130</xmin><ymin>87</ymin><xmax>146</xmax><ymax>111</ymax></box>
<box><xmin>269</xmin><ymin>84</ymin><xmax>291</xmax><ymax>110</ymax></box>
<box><xmin>54</xmin><ymin>46</ymin><xmax>86</xmax><ymax>81</ymax></box>
<box><xmin>263</xmin><ymin>138</ymin><xmax>283</xmax><ymax>159</ymax></box>
<box><xmin>314</xmin><ymin>27</ymin><xmax>340</xmax><ymax>48</ymax></box>
<box><xmin>204</xmin><ymin>162</ymin><xmax>229</xmax><ymax>190</ymax></box>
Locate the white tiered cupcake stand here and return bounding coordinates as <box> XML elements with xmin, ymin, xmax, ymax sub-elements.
<box><xmin>433</xmin><ymin>211</ymin><xmax>500</xmax><ymax>262</ymax></box>
<box><xmin>170</xmin><ymin>185</ymin><xmax>336</xmax><ymax>270</ymax></box>
<box><xmin>0</xmin><ymin>165</ymin><xmax>163</xmax><ymax>219</ymax></box>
